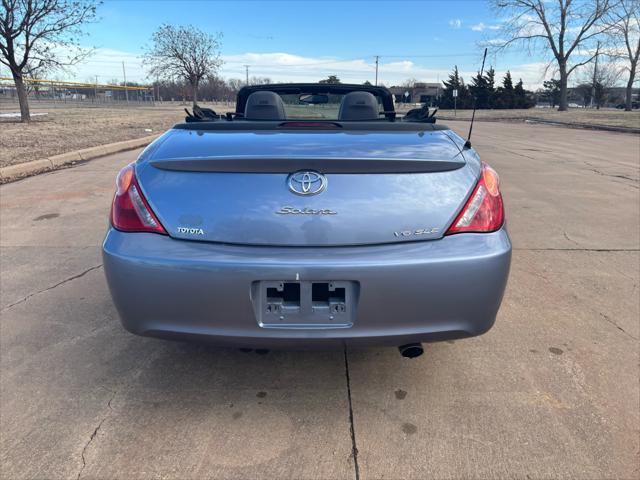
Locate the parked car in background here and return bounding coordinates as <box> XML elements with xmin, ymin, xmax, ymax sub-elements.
<box><xmin>616</xmin><ymin>101</ymin><xmax>640</xmax><ymax>109</ymax></box>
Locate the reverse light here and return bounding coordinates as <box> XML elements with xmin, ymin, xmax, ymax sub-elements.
<box><xmin>110</xmin><ymin>163</ymin><xmax>166</xmax><ymax>234</ymax></box>
<box><xmin>446</xmin><ymin>162</ymin><xmax>504</xmax><ymax>234</ymax></box>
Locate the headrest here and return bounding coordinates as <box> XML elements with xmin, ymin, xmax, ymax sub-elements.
<box><xmin>244</xmin><ymin>91</ymin><xmax>286</xmax><ymax>120</ymax></box>
<box><xmin>338</xmin><ymin>91</ymin><xmax>380</xmax><ymax>120</ymax></box>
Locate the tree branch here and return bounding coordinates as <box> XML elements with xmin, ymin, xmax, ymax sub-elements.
<box><xmin>567</xmin><ymin>51</ymin><xmax>600</xmax><ymax>74</ymax></box>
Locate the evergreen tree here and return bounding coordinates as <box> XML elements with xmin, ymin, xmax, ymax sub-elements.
<box><xmin>502</xmin><ymin>71</ymin><xmax>514</xmax><ymax>90</ymax></box>
<box><xmin>319</xmin><ymin>75</ymin><xmax>341</xmax><ymax>84</ymax></box>
<box><xmin>514</xmin><ymin>79</ymin><xmax>534</xmax><ymax>108</ymax></box>
<box><xmin>466</xmin><ymin>66</ymin><xmax>497</xmax><ymax>109</ymax></box>
<box><xmin>443</xmin><ymin>65</ymin><xmax>463</xmax><ymax>90</ymax></box>
<box><xmin>496</xmin><ymin>71</ymin><xmax>515</xmax><ymax>109</ymax></box>
<box><xmin>441</xmin><ymin>65</ymin><xmax>470</xmax><ymax>108</ymax></box>
<box><xmin>470</xmin><ymin>71</ymin><xmax>489</xmax><ymax>109</ymax></box>
<box><xmin>542</xmin><ymin>79</ymin><xmax>561</xmax><ymax>107</ymax></box>
<box><xmin>484</xmin><ymin>67</ymin><xmax>496</xmax><ymax>108</ymax></box>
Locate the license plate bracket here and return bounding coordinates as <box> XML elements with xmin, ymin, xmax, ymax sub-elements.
<box><xmin>253</xmin><ymin>281</ymin><xmax>358</xmax><ymax>328</ymax></box>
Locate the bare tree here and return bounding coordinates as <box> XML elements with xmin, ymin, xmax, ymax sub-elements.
<box><xmin>604</xmin><ymin>0</ymin><xmax>639</xmax><ymax>111</ymax></box>
<box><xmin>489</xmin><ymin>0</ymin><xmax>612</xmax><ymax>111</ymax></box>
<box><xmin>144</xmin><ymin>24</ymin><xmax>222</xmax><ymax>107</ymax></box>
<box><xmin>18</xmin><ymin>59</ymin><xmax>47</xmax><ymax>95</ymax></box>
<box><xmin>579</xmin><ymin>56</ymin><xmax>622</xmax><ymax>107</ymax></box>
<box><xmin>401</xmin><ymin>77</ymin><xmax>419</xmax><ymax>88</ymax></box>
<box><xmin>593</xmin><ymin>61</ymin><xmax>622</xmax><ymax>107</ymax></box>
<box><xmin>0</xmin><ymin>0</ymin><xmax>99</xmax><ymax>122</ymax></box>
<box><xmin>226</xmin><ymin>78</ymin><xmax>244</xmax><ymax>93</ymax></box>
<box><xmin>248</xmin><ymin>76</ymin><xmax>272</xmax><ymax>86</ymax></box>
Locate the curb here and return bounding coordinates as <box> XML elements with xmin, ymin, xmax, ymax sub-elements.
<box><xmin>437</xmin><ymin>116</ymin><xmax>640</xmax><ymax>135</ymax></box>
<box><xmin>0</xmin><ymin>134</ymin><xmax>160</xmax><ymax>183</ymax></box>
<box><xmin>521</xmin><ymin>118</ymin><xmax>640</xmax><ymax>134</ymax></box>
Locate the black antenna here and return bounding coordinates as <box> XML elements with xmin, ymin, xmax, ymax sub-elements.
<box><xmin>464</xmin><ymin>47</ymin><xmax>488</xmax><ymax>149</ymax></box>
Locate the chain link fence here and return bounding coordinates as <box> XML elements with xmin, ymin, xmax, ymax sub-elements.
<box><xmin>0</xmin><ymin>77</ymin><xmax>155</xmax><ymax>111</ymax></box>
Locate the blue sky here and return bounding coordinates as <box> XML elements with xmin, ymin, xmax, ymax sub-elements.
<box><xmin>4</xmin><ymin>0</ymin><xmax>556</xmax><ymax>88</ymax></box>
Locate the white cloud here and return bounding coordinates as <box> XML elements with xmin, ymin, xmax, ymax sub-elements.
<box><xmin>221</xmin><ymin>52</ymin><xmax>376</xmax><ymax>82</ymax></box>
<box><xmin>449</xmin><ymin>19</ymin><xmax>462</xmax><ymax>29</ymax></box>
<box><xmin>25</xmin><ymin>45</ymin><xmax>148</xmax><ymax>84</ymax></box>
<box><xmin>0</xmin><ymin>43</ymin><xmax>148</xmax><ymax>84</ymax></box>
<box><xmin>471</xmin><ymin>22</ymin><xmax>501</xmax><ymax>32</ymax></box>
<box><xmin>222</xmin><ymin>52</ymin><xmax>556</xmax><ymax>89</ymax></box>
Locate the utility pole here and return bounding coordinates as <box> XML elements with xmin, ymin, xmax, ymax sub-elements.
<box><xmin>122</xmin><ymin>61</ymin><xmax>129</xmax><ymax>103</ymax></box>
<box><xmin>374</xmin><ymin>56</ymin><xmax>379</xmax><ymax>86</ymax></box>
<box><xmin>94</xmin><ymin>75</ymin><xmax>98</xmax><ymax>103</ymax></box>
<box><xmin>244</xmin><ymin>65</ymin><xmax>249</xmax><ymax>85</ymax></box>
<box><xmin>590</xmin><ymin>41</ymin><xmax>601</xmax><ymax>109</ymax></box>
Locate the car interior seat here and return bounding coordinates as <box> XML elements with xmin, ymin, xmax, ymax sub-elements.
<box><xmin>338</xmin><ymin>91</ymin><xmax>380</xmax><ymax>120</ymax></box>
<box><xmin>244</xmin><ymin>91</ymin><xmax>286</xmax><ymax>120</ymax></box>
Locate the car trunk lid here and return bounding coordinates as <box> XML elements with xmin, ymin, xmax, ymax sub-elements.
<box><xmin>137</xmin><ymin>128</ymin><xmax>479</xmax><ymax>246</ymax></box>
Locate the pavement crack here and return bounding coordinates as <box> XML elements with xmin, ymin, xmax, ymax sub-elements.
<box><xmin>502</xmin><ymin>148</ymin><xmax>537</xmax><ymax>160</ymax></box>
<box><xmin>599</xmin><ymin>313</ymin><xmax>638</xmax><ymax>341</ymax></box>
<box><xmin>584</xmin><ymin>164</ymin><xmax>638</xmax><ymax>184</ymax></box>
<box><xmin>582</xmin><ymin>165</ymin><xmax>639</xmax><ymax>188</ymax></box>
<box><xmin>563</xmin><ymin>231</ymin><xmax>580</xmax><ymax>246</ymax></box>
<box><xmin>1</xmin><ymin>264</ymin><xmax>102</xmax><ymax>312</ymax></box>
<box><xmin>343</xmin><ymin>347</ymin><xmax>360</xmax><ymax>480</ymax></box>
<box><xmin>76</xmin><ymin>389</ymin><xmax>116</xmax><ymax>480</ymax></box>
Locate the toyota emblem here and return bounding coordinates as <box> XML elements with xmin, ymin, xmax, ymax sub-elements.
<box><xmin>287</xmin><ymin>171</ymin><xmax>327</xmax><ymax>196</ymax></box>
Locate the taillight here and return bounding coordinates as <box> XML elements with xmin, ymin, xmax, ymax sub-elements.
<box><xmin>110</xmin><ymin>163</ymin><xmax>166</xmax><ymax>234</ymax></box>
<box><xmin>446</xmin><ymin>162</ymin><xmax>504</xmax><ymax>235</ymax></box>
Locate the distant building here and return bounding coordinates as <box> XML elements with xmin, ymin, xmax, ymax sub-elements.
<box><xmin>389</xmin><ymin>82</ymin><xmax>441</xmax><ymax>105</ymax></box>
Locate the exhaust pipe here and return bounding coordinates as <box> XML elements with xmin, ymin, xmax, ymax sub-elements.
<box><xmin>398</xmin><ymin>343</ymin><xmax>424</xmax><ymax>359</ymax></box>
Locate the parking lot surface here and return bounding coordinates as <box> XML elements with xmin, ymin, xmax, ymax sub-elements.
<box><xmin>1</xmin><ymin>121</ymin><xmax>638</xmax><ymax>479</ymax></box>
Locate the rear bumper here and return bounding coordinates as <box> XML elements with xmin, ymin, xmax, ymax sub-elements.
<box><xmin>102</xmin><ymin>229</ymin><xmax>511</xmax><ymax>348</ymax></box>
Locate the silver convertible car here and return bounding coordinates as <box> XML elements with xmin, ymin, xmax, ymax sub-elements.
<box><xmin>102</xmin><ymin>84</ymin><xmax>511</xmax><ymax>358</ymax></box>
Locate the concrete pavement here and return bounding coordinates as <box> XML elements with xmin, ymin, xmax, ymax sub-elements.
<box><xmin>1</xmin><ymin>121</ymin><xmax>638</xmax><ymax>479</ymax></box>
